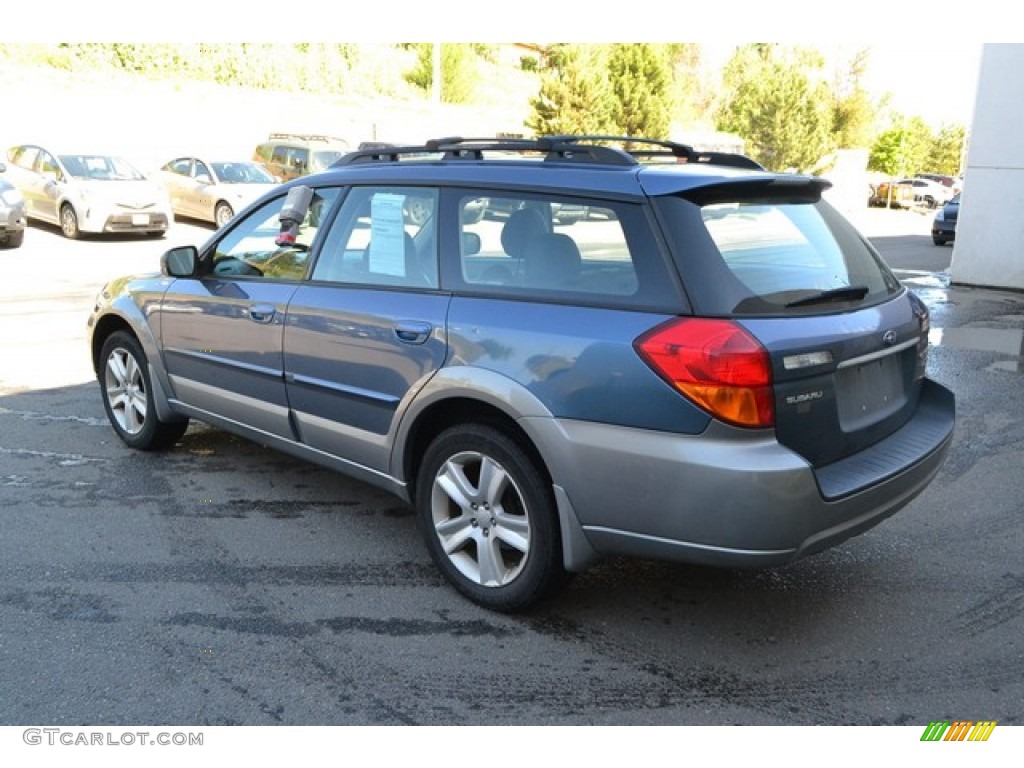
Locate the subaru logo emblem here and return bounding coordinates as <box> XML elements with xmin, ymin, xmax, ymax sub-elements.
<box><xmin>883</xmin><ymin>330</ymin><xmax>897</xmax><ymax>346</ymax></box>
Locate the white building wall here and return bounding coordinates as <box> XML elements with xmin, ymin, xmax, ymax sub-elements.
<box><xmin>950</xmin><ymin>44</ymin><xmax>1024</xmax><ymax>289</ymax></box>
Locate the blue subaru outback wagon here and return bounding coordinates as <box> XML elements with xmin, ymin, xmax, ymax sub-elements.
<box><xmin>87</xmin><ymin>136</ymin><xmax>955</xmax><ymax>611</ymax></box>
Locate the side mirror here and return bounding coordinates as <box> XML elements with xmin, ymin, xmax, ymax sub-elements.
<box><xmin>277</xmin><ymin>185</ymin><xmax>314</xmax><ymax>246</ymax></box>
<box><xmin>161</xmin><ymin>245</ymin><xmax>199</xmax><ymax>277</ymax></box>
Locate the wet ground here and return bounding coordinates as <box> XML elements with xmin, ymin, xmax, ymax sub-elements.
<box><xmin>0</xmin><ymin>212</ymin><xmax>1021</xmax><ymax>728</ymax></box>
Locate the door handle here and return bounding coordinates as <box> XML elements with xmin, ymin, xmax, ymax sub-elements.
<box><xmin>247</xmin><ymin>304</ymin><xmax>276</xmax><ymax>324</ymax></box>
<box><xmin>393</xmin><ymin>321</ymin><xmax>432</xmax><ymax>344</ymax></box>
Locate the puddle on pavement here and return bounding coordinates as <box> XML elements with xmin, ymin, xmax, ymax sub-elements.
<box><xmin>897</xmin><ymin>272</ymin><xmax>950</xmax><ymax>290</ymax></box>
<box><xmin>929</xmin><ymin>327</ymin><xmax>1024</xmax><ymax>371</ymax></box>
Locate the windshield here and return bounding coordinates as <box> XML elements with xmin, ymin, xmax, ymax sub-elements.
<box><xmin>655</xmin><ymin>194</ymin><xmax>902</xmax><ymax>316</ymax></box>
<box><xmin>58</xmin><ymin>155</ymin><xmax>146</xmax><ymax>181</ymax></box>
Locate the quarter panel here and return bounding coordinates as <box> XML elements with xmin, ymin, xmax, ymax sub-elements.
<box><xmin>446</xmin><ymin>296</ymin><xmax>712</xmax><ymax>433</ymax></box>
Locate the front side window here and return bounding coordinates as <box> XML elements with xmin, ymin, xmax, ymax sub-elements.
<box><xmin>209</xmin><ymin>187</ymin><xmax>340</xmax><ymax>280</ymax></box>
<box><xmin>312</xmin><ymin>186</ymin><xmax>438</xmax><ymax>288</ymax></box>
<box><xmin>37</xmin><ymin>151</ymin><xmax>60</xmax><ymax>177</ymax></box>
<box><xmin>194</xmin><ymin>161</ymin><xmax>212</xmax><ymax>182</ymax></box>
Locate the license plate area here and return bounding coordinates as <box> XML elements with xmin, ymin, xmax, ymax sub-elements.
<box><xmin>835</xmin><ymin>350</ymin><xmax>907</xmax><ymax>431</ymax></box>
<box><xmin>131</xmin><ymin>213</ymin><xmax>150</xmax><ymax>226</ymax></box>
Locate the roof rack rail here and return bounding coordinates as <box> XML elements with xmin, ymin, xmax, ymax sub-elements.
<box><xmin>335</xmin><ymin>136</ymin><xmax>638</xmax><ymax>167</ymax></box>
<box><xmin>546</xmin><ymin>135</ymin><xmax>765</xmax><ymax>171</ymax></box>
<box><xmin>268</xmin><ymin>132</ymin><xmax>348</xmax><ymax>144</ymax></box>
<box><xmin>333</xmin><ymin>135</ymin><xmax>764</xmax><ymax>170</ymax></box>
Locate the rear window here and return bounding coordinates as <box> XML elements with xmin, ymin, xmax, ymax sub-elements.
<box><xmin>655</xmin><ymin>194</ymin><xmax>901</xmax><ymax>316</ymax></box>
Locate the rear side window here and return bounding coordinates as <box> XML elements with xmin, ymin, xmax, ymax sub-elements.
<box><xmin>454</xmin><ymin>192</ymin><xmax>671</xmax><ymax>305</ymax></box>
<box><xmin>656</xmin><ymin>194</ymin><xmax>901</xmax><ymax>316</ymax></box>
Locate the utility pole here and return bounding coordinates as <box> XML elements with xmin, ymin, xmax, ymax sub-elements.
<box><xmin>432</xmin><ymin>43</ymin><xmax>441</xmax><ymax>104</ymax></box>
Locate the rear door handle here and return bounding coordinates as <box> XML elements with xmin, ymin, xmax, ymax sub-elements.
<box><xmin>248</xmin><ymin>304</ymin><xmax>276</xmax><ymax>324</ymax></box>
<box><xmin>393</xmin><ymin>321</ymin><xmax>432</xmax><ymax>344</ymax></box>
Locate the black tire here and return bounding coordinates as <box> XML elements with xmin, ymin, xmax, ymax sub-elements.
<box><xmin>932</xmin><ymin>236</ymin><xmax>947</xmax><ymax>246</ymax></box>
<box><xmin>415</xmin><ymin>423</ymin><xmax>568</xmax><ymax>612</ymax></box>
<box><xmin>0</xmin><ymin>229</ymin><xmax>24</xmax><ymax>248</ymax></box>
<box><xmin>60</xmin><ymin>204</ymin><xmax>81</xmax><ymax>239</ymax></box>
<box><xmin>98</xmin><ymin>331</ymin><xmax>188</xmax><ymax>451</ymax></box>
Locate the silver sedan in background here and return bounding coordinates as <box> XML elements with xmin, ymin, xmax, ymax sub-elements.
<box><xmin>155</xmin><ymin>157</ymin><xmax>279</xmax><ymax>228</ymax></box>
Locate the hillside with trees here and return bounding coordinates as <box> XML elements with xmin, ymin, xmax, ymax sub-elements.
<box><xmin>0</xmin><ymin>42</ymin><xmax>967</xmax><ymax>177</ymax></box>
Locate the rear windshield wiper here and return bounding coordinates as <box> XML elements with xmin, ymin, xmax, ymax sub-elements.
<box><xmin>785</xmin><ymin>285</ymin><xmax>870</xmax><ymax>308</ymax></box>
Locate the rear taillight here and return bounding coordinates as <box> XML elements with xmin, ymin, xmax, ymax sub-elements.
<box><xmin>635</xmin><ymin>318</ymin><xmax>774</xmax><ymax>428</ymax></box>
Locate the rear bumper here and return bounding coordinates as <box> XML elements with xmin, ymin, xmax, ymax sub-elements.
<box><xmin>531</xmin><ymin>378</ymin><xmax>955</xmax><ymax>568</ymax></box>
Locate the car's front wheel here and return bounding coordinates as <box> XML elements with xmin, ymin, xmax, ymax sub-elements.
<box><xmin>416</xmin><ymin>424</ymin><xmax>568</xmax><ymax>612</ymax></box>
<box><xmin>214</xmin><ymin>201</ymin><xmax>234</xmax><ymax>228</ymax></box>
<box><xmin>99</xmin><ymin>331</ymin><xmax>189</xmax><ymax>450</ymax></box>
<box><xmin>60</xmin><ymin>204</ymin><xmax>81</xmax><ymax>239</ymax></box>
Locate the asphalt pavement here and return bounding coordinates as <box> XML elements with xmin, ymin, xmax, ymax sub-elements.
<box><xmin>0</xmin><ymin>209</ymin><xmax>1021</xmax><ymax>735</ymax></box>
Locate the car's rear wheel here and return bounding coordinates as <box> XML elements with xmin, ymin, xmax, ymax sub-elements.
<box><xmin>60</xmin><ymin>204</ymin><xmax>81</xmax><ymax>239</ymax></box>
<box><xmin>415</xmin><ymin>424</ymin><xmax>567</xmax><ymax>612</ymax></box>
<box><xmin>99</xmin><ymin>331</ymin><xmax>188</xmax><ymax>451</ymax></box>
<box><xmin>214</xmin><ymin>201</ymin><xmax>234</xmax><ymax>228</ymax></box>
<box><xmin>932</xmin><ymin>235</ymin><xmax>948</xmax><ymax>246</ymax></box>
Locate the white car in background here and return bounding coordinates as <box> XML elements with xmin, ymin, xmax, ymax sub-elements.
<box><xmin>4</xmin><ymin>144</ymin><xmax>173</xmax><ymax>239</ymax></box>
<box><xmin>155</xmin><ymin>157</ymin><xmax>279</xmax><ymax>228</ymax></box>
<box><xmin>897</xmin><ymin>177</ymin><xmax>953</xmax><ymax>209</ymax></box>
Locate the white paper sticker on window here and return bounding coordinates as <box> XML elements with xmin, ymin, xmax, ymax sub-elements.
<box><xmin>369</xmin><ymin>193</ymin><xmax>407</xmax><ymax>276</ymax></box>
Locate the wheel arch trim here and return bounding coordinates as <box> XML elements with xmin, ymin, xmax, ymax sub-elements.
<box><xmin>392</xmin><ymin>365</ymin><xmax>601</xmax><ymax>572</ymax></box>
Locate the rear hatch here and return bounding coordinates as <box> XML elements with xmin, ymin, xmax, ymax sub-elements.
<box><xmin>652</xmin><ymin>177</ymin><xmax>934</xmax><ymax>475</ymax></box>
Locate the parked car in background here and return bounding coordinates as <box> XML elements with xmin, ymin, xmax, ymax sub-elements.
<box><xmin>898</xmin><ymin>177</ymin><xmax>951</xmax><ymax>208</ymax></box>
<box><xmin>253</xmin><ymin>132</ymin><xmax>350</xmax><ymax>182</ymax></box>
<box><xmin>0</xmin><ymin>162</ymin><xmax>27</xmax><ymax>248</ymax></box>
<box><xmin>870</xmin><ymin>180</ymin><xmax>916</xmax><ymax>209</ymax></box>
<box><xmin>4</xmin><ymin>144</ymin><xmax>172</xmax><ymax>239</ymax></box>
<box><xmin>88</xmin><ymin>135</ymin><xmax>955</xmax><ymax>612</ymax></box>
<box><xmin>156</xmin><ymin>157</ymin><xmax>278</xmax><ymax>227</ymax></box>
<box><xmin>932</xmin><ymin>193</ymin><xmax>960</xmax><ymax>245</ymax></box>
<box><xmin>916</xmin><ymin>173</ymin><xmax>957</xmax><ymax>195</ymax></box>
